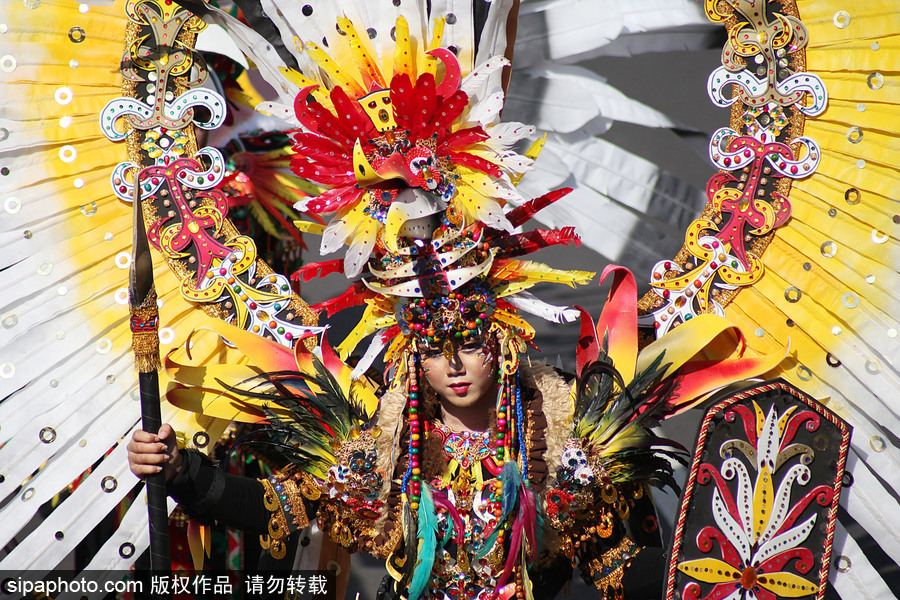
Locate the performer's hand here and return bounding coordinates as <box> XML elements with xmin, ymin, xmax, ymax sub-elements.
<box><xmin>127</xmin><ymin>423</ymin><xmax>182</xmax><ymax>482</ymax></box>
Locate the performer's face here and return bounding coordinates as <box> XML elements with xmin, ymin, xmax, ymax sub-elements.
<box><xmin>420</xmin><ymin>338</ymin><xmax>497</xmax><ymax>410</ymax></box>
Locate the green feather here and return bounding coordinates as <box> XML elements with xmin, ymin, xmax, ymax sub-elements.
<box><xmin>409</xmin><ymin>487</ymin><xmax>438</xmax><ymax>600</ymax></box>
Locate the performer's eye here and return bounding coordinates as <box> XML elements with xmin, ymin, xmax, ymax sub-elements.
<box><xmin>421</xmin><ymin>347</ymin><xmax>442</xmax><ymax>360</ymax></box>
<box><xmin>460</xmin><ymin>341</ymin><xmax>483</xmax><ymax>354</ymax></box>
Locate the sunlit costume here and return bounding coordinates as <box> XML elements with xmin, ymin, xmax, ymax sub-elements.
<box><xmin>0</xmin><ymin>1</ymin><xmax>897</xmax><ymax>600</ymax></box>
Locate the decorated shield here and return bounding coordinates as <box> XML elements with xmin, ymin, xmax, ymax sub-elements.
<box><xmin>665</xmin><ymin>379</ymin><xmax>851</xmax><ymax>600</ymax></box>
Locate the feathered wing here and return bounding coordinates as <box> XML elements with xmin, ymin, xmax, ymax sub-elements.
<box><xmin>512</xmin><ymin>0</ymin><xmax>899</xmax><ymax>595</ymax></box>
<box><xmin>572</xmin><ymin>267</ymin><xmax>782</xmax><ymax>492</ymax></box>
<box><xmin>165</xmin><ymin>321</ymin><xmax>379</xmax><ymax>480</ymax></box>
<box><xmin>0</xmin><ymin>0</ymin><xmax>321</xmax><ymax>577</ymax></box>
<box><xmin>724</xmin><ymin>5</ymin><xmax>900</xmax><ymax>595</ymax></box>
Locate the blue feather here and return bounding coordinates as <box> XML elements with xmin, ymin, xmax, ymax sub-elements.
<box><xmin>408</xmin><ymin>487</ymin><xmax>438</xmax><ymax>600</ymax></box>
<box><xmin>500</xmin><ymin>460</ymin><xmax>521</xmax><ymax>518</ymax></box>
<box><xmin>476</xmin><ymin>461</ymin><xmax>521</xmax><ymax>560</ymax></box>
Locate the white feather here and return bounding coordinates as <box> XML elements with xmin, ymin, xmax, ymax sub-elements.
<box><xmin>461</xmin><ymin>56</ymin><xmax>510</xmax><ymax>103</ymax></box>
<box><xmin>350</xmin><ymin>328</ymin><xmax>388</xmax><ymax>380</ymax></box>
<box><xmin>506</xmin><ymin>292</ymin><xmax>579</xmax><ymax>323</ymax></box>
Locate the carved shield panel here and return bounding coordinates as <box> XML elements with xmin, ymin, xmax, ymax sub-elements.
<box><xmin>665</xmin><ymin>379</ymin><xmax>851</xmax><ymax>600</ymax></box>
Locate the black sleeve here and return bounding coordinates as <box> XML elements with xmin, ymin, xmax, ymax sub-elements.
<box><xmin>167</xmin><ymin>448</ymin><xmax>270</xmax><ymax>535</ymax></box>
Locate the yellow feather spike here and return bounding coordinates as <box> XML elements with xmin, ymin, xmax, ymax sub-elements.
<box><xmin>292</xmin><ymin>220</ymin><xmax>326</xmax><ymax>235</ymax></box>
<box><xmin>336</xmin><ymin>304</ymin><xmax>383</xmax><ymax>360</ymax></box>
<box><xmin>492</xmin><ymin>260</ymin><xmax>594</xmax><ymax>288</ymax></box>
<box><xmin>511</xmin><ymin>134</ymin><xmax>547</xmax><ymax>185</ymax></box>
<box><xmin>493</xmin><ymin>309</ymin><xmax>537</xmax><ymax>339</ymax></box>
<box><xmin>278</xmin><ymin>66</ymin><xmax>334</xmax><ymax>112</ymax></box>
<box><xmin>423</xmin><ymin>16</ymin><xmax>447</xmax><ymax>77</ymax></box>
<box><xmin>270</xmin><ymin>171</ymin><xmax>325</xmax><ymax>197</ymax></box>
<box><xmin>247</xmin><ymin>200</ymin><xmax>282</xmax><ymax>238</ymax></box>
<box><xmin>453</xmin><ymin>180</ymin><xmax>509</xmax><ymax>231</ymax></box>
<box><xmin>383</xmin><ymin>333</ymin><xmax>408</xmax><ymax>367</ymax></box>
<box><xmin>336</xmin><ymin>16</ymin><xmax>387</xmax><ymax>90</ymax></box>
<box><xmin>231</xmin><ymin>71</ymin><xmax>266</xmax><ymax>109</ymax></box>
<box><xmin>392</xmin><ymin>16</ymin><xmax>415</xmax><ymax>81</ymax></box>
<box><xmin>281</xmin><ymin>65</ymin><xmax>318</xmax><ymax>86</ymax></box>
<box><xmin>304</xmin><ymin>42</ymin><xmax>366</xmax><ymax>98</ymax></box>
<box><xmin>335</xmin><ymin>304</ymin><xmax>395</xmax><ymax>360</ymax></box>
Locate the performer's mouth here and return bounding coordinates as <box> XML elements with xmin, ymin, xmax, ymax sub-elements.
<box><xmin>449</xmin><ymin>383</ymin><xmax>470</xmax><ymax>395</ymax></box>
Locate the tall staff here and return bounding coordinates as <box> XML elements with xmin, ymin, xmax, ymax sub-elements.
<box><xmin>129</xmin><ymin>173</ymin><xmax>172</xmax><ymax>586</ymax></box>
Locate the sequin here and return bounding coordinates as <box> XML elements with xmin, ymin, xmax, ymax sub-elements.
<box><xmin>36</xmin><ymin>261</ymin><xmax>52</xmax><ymax>275</ymax></box>
<box><xmin>846</xmin><ymin>127</ymin><xmax>862</xmax><ymax>143</ymax></box>
<box><xmin>55</xmin><ymin>87</ymin><xmax>73</xmax><ymax>105</ymax></box>
<box><xmin>104</xmin><ymin>232</ymin><xmax>114</xmax><ymax>242</ymax></box>
<box><xmin>831</xmin><ymin>326</ymin><xmax>842</xmax><ymax>336</ymax></box>
<box><xmin>0</xmin><ymin>55</ymin><xmax>16</xmax><ymax>72</ymax></box>
<box><xmin>0</xmin><ymin>362</ymin><xmax>15</xmax><ymax>379</ymax></box>
<box><xmin>754</xmin><ymin>328</ymin><xmax>765</xmax><ymax>337</ymax></box>
<box><xmin>106</xmin><ymin>374</ymin><xmax>116</xmax><ymax>383</ymax></box>
<box><xmin>57</xmin><ymin>286</ymin><xmax>67</xmax><ymax>296</ymax></box>
<box><xmin>80</xmin><ymin>201</ymin><xmax>97</xmax><ymax>216</ymax></box>
<box><xmin>21</xmin><ymin>487</ymin><xmax>35</xmax><ymax>501</ymax></box>
<box><xmin>39</xmin><ymin>427</ymin><xmax>57</xmax><ymax>443</ymax></box>
<box><xmin>50</xmin><ymin>379</ymin><xmax>59</xmax><ymax>388</ymax></box>
<box><xmin>101</xmin><ymin>476</ymin><xmax>118</xmax><ymax>492</ymax></box>
<box><xmin>59</xmin><ymin>145</ymin><xmax>77</xmax><ymax>162</ymax></box>
<box><xmin>796</xmin><ymin>365</ymin><xmax>813</xmax><ymax>381</ymax></box>
<box><xmin>784</xmin><ymin>286</ymin><xmax>802</xmax><ymax>303</ymax></box>
<box><xmin>68</xmin><ymin>26</ymin><xmax>85</xmax><ymax>43</ymax></box>
<box><xmin>0</xmin><ymin>24</ymin><xmax>7</xmax><ymax>34</ymax></box>
<box><xmin>119</xmin><ymin>543</ymin><xmax>135</xmax><ymax>558</ymax></box>
<box><xmin>835</xmin><ymin>556</ymin><xmax>851</xmax><ymax>572</ymax></box>
<box><xmin>115</xmin><ymin>251</ymin><xmax>132</xmax><ymax>269</ymax></box>
<box><xmin>4</xmin><ymin>197</ymin><xmax>21</xmax><ymax>214</ymax></box>
<box><xmin>865</xmin><ymin>274</ymin><xmax>876</xmax><ymax>284</ymax></box>
<box><xmin>59</xmin><ymin>116</ymin><xmax>72</xmax><ymax>128</ymax></box>
<box><xmin>842</xmin><ymin>292</ymin><xmax>859</xmax><ymax>308</ymax></box>
<box><xmin>869</xmin><ymin>436</ymin><xmax>886</xmax><ymax>452</ymax></box>
<box><xmin>820</xmin><ymin>241</ymin><xmax>837</xmax><ymax>258</ymax></box>
<box><xmin>844</xmin><ymin>188</ymin><xmax>860</xmax><ymax>205</ymax></box>
<box><xmin>159</xmin><ymin>327</ymin><xmax>175</xmax><ymax>345</ymax></box>
<box><xmin>865</xmin><ymin>360</ymin><xmax>881</xmax><ymax>375</ymax></box>
<box><xmin>871</xmin><ymin>229</ymin><xmax>887</xmax><ymax>244</ymax></box>
<box><xmin>832</xmin><ymin>11</ymin><xmax>850</xmax><ymax>28</ymax></box>
<box><xmin>0</xmin><ymin>127</ymin><xmax>9</xmax><ymax>141</ymax></box>
<box><xmin>857</xmin><ymin>103</ymin><xmax>866</xmax><ymax>112</ymax></box>
<box><xmin>69</xmin><ymin>59</ymin><xmax>78</xmax><ymax>68</ymax></box>
<box><xmin>871</xmin><ymin>41</ymin><xmax>880</xmax><ymax>51</ymax></box>
<box><xmin>114</xmin><ymin>288</ymin><xmax>129</xmax><ymax>305</ymax></box>
<box><xmin>2</xmin><ymin>313</ymin><xmax>17</xmax><ymax>328</ymax></box>
<box><xmin>856</xmin><ymin>159</ymin><xmax>866</xmax><ymax>169</ymax></box>
<box><xmin>867</xmin><ymin>73</ymin><xmax>884</xmax><ymax>90</ymax></box>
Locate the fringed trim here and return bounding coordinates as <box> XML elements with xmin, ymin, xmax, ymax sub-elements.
<box><xmin>523</xmin><ymin>363</ymin><xmax>573</xmax><ymax>478</ymax></box>
<box><xmin>583</xmin><ymin>537</ymin><xmax>642</xmax><ymax>600</ymax></box>
<box><xmin>130</xmin><ymin>286</ymin><xmax>161</xmax><ymax>373</ymax></box>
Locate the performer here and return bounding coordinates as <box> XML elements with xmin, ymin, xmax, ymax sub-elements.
<box><xmin>2</xmin><ymin>1</ymin><xmax>897</xmax><ymax>599</ymax></box>
<box><xmin>129</xmin><ymin>220</ymin><xmax>777</xmax><ymax>600</ymax></box>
